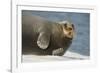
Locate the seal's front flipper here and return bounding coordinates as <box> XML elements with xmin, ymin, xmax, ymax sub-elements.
<box><xmin>37</xmin><ymin>32</ymin><xmax>50</xmax><ymax>49</ymax></box>
<box><xmin>52</xmin><ymin>48</ymin><xmax>64</xmax><ymax>56</ymax></box>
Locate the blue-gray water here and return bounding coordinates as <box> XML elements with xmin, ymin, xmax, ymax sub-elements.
<box><xmin>22</xmin><ymin>10</ymin><xmax>90</xmax><ymax>56</ymax></box>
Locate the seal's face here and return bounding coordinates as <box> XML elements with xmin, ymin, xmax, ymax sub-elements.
<box><xmin>59</xmin><ymin>21</ymin><xmax>75</xmax><ymax>39</ymax></box>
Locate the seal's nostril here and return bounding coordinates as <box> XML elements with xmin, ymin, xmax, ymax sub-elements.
<box><xmin>68</xmin><ymin>27</ymin><xmax>72</xmax><ymax>30</ymax></box>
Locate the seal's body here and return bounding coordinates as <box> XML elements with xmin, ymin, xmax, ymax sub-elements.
<box><xmin>22</xmin><ymin>14</ymin><xmax>75</xmax><ymax>56</ymax></box>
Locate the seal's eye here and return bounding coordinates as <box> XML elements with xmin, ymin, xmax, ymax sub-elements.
<box><xmin>64</xmin><ymin>23</ymin><xmax>67</xmax><ymax>27</ymax></box>
<box><xmin>72</xmin><ymin>24</ymin><xmax>74</xmax><ymax>29</ymax></box>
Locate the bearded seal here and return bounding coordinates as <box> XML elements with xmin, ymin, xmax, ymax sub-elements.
<box><xmin>22</xmin><ymin>14</ymin><xmax>75</xmax><ymax>56</ymax></box>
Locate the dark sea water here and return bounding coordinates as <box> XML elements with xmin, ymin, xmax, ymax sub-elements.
<box><xmin>22</xmin><ymin>10</ymin><xmax>90</xmax><ymax>56</ymax></box>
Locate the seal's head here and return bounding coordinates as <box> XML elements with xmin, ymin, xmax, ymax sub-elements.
<box><xmin>59</xmin><ymin>21</ymin><xmax>75</xmax><ymax>39</ymax></box>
